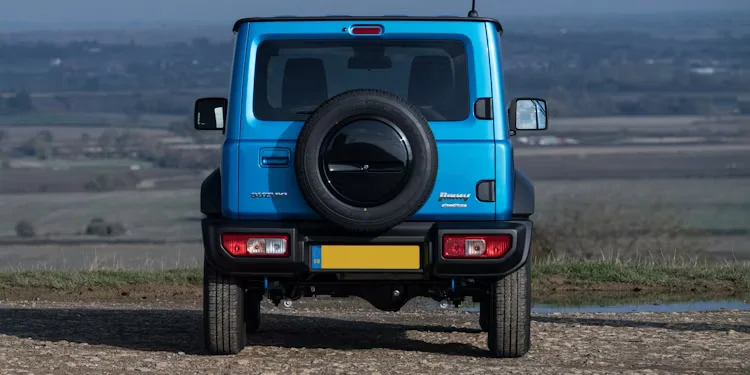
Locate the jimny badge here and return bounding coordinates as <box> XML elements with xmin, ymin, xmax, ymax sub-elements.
<box><xmin>438</xmin><ymin>192</ymin><xmax>471</xmax><ymax>208</ymax></box>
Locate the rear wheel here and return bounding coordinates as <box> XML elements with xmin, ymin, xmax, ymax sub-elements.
<box><xmin>487</xmin><ymin>260</ymin><xmax>531</xmax><ymax>358</ymax></box>
<box><xmin>203</xmin><ymin>262</ymin><xmax>246</xmax><ymax>355</ymax></box>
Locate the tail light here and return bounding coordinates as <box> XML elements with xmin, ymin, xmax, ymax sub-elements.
<box><xmin>350</xmin><ymin>25</ymin><xmax>383</xmax><ymax>35</ymax></box>
<box><xmin>221</xmin><ymin>233</ymin><xmax>288</xmax><ymax>257</ymax></box>
<box><xmin>442</xmin><ymin>234</ymin><xmax>512</xmax><ymax>259</ymax></box>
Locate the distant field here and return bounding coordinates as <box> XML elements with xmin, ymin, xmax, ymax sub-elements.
<box><xmin>5</xmin><ymin>157</ymin><xmax>155</xmax><ymax>169</ymax></box>
<box><xmin>1</xmin><ymin>178</ymin><xmax>746</xmax><ymax>239</ymax></box>
<box><xmin>2</xmin><ymin>112</ymin><xmax>748</xmax><ymax>130</ymax></box>
<box><xmin>532</xmin><ymin>178</ymin><xmax>750</xmax><ymax>261</ymax></box>
<box><xmin>605</xmin><ymin>91</ymin><xmax>750</xmax><ymax>101</ymax></box>
<box><xmin>549</xmin><ymin>114</ymin><xmax>750</xmax><ymax>134</ymax></box>
<box><xmin>0</xmin><ymin>125</ymin><xmax>171</xmax><ymax>142</ymax></box>
<box><xmin>0</xmin><ymin>112</ymin><xmax>184</xmax><ymax>128</ymax></box>
<box><xmin>1</xmin><ymin>112</ymin><xmax>748</xmax><ymax>140</ymax></box>
<box><xmin>1</xmin><ymin>111</ymin><xmax>749</xmax><ymax>266</ymax></box>
<box><xmin>0</xmin><ymin>177</ymin><xmax>748</xmax><ymax>270</ymax></box>
<box><xmin>0</xmin><ymin>166</ymin><xmax>202</xmax><ymax>194</ymax></box>
<box><xmin>20</xmin><ymin>89</ymin><xmax>214</xmax><ymax>98</ymax></box>
<box><xmin>0</xmin><ymin>189</ymin><xmax>200</xmax><ymax>240</ymax></box>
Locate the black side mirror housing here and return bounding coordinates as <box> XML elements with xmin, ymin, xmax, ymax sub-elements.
<box><xmin>508</xmin><ymin>98</ymin><xmax>548</xmax><ymax>136</ymax></box>
<box><xmin>194</xmin><ymin>97</ymin><xmax>228</xmax><ymax>131</ymax></box>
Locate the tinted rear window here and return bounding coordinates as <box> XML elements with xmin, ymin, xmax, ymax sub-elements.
<box><xmin>253</xmin><ymin>40</ymin><xmax>469</xmax><ymax>121</ymax></box>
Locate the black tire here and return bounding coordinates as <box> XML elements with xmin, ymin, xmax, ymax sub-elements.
<box><xmin>295</xmin><ymin>89</ymin><xmax>438</xmax><ymax>233</ymax></box>
<box><xmin>487</xmin><ymin>260</ymin><xmax>531</xmax><ymax>358</ymax></box>
<box><xmin>479</xmin><ymin>300</ymin><xmax>490</xmax><ymax>332</ymax></box>
<box><xmin>203</xmin><ymin>262</ymin><xmax>246</xmax><ymax>355</ymax></box>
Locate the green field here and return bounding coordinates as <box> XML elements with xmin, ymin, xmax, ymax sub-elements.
<box><xmin>0</xmin><ymin>177</ymin><xmax>748</xmax><ymax>269</ymax></box>
<box><xmin>533</xmin><ymin>178</ymin><xmax>750</xmax><ymax>261</ymax></box>
<box><xmin>1</xmin><ymin>260</ymin><xmax>747</xmax><ymax>293</ymax></box>
<box><xmin>0</xmin><ymin>189</ymin><xmax>200</xmax><ymax>240</ymax></box>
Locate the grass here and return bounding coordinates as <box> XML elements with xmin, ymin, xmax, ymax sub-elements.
<box><xmin>532</xmin><ymin>258</ymin><xmax>750</xmax><ymax>291</ymax></box>
<box><xmin>0</xmin><ymin>268</ymin><xmax>201</xmax><ymax>290</ymax></box>
<box><xmin>0</xmin><ymin>259</ymin><xmax>747</xmax><ymax>292</ymax></box>
<box><xmin>530</xmin><ymin>178</ymin><xmax>750</xmax><ymax>262</ymax></box>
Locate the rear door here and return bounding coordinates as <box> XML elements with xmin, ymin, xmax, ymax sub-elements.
<box><xmin>236</xmin><ymin>20</ymin><xmax>495</xmax><ymax>221</ymax></box>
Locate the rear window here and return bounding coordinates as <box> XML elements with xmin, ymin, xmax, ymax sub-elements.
<box><xmin>253</xmin><ymin>39</ymin><xmax>469</xmax><ymax>122</ymax></box>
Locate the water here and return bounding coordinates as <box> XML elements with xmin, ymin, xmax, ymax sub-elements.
<box><xmin>309</xmin><ymin>294</ymin><xmax>750</xmax><ymax>313</ymax></box>
<box><xmin>455</xmin><ymin>295</ymin><xmax>750</xmax><ymax>314</ymax></box>
<box><xmin>530</xmin><ymin>299</ymin><xmax>750</xmax><ymax>313</ymax></box>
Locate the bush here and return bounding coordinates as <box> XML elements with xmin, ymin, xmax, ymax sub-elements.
<box><xmin>84</xmin><ymin>218</ymin><xmax>126</xmax><ymax>237</ymax></box>
<box><xmin>531</xmin><ymin>195</ymin><xmax>697</xmax><ymax>263</ymax></box>
<box><xmin>83</xmin><ymin>172</ymin><xmax>140</xmax><ymax>192</ymax></box>
<box><xmin>15</xmin><ymin>220</ymin><xmax>35</xmax><ymax>238</ymax></box>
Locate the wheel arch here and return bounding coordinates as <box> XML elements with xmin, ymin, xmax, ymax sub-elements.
<box><xmin>512</xmin><ymin>169</ymin><xmax>534</xmax><ymax>217</ymax></box>
<box><xmin>201</xmin><ymin>168</ymin><xmax>222</xmax><ymax>217</ymax></box>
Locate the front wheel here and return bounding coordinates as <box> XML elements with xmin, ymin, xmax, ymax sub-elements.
<box><xmin>203</xmin><ymin>262</ymin><xmax>246</xmax><ymax>355</ymax></box>
<box><xmin>486</xmin><ymin>260</ymin><xmax>532</xmax><ymax>358</ymax></box>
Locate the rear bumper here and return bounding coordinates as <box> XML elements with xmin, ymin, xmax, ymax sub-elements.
<box><xmin>202</xmin><ymin>219</ymin><xmax>532</xmax><ymax>279</ymax></box>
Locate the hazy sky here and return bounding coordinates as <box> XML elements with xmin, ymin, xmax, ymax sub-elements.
<box><xmin>2</xmin><ymin>0</ymin><xmax>749</xmax><ymax>30</ymax></box>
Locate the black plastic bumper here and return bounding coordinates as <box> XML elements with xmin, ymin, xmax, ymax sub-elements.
<box><xmin>202</xmin><ymin>219</ymin><xmax>532</xmax><ymax>279</ymax></box>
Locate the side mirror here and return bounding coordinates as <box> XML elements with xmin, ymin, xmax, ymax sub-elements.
<box><xmin>194</xmin><ymin>97</ymin><xmax>228</xmax><ymax>130</ymax></box>
<box><xmin>508</xmin><ymin>98</ymin><xmax>548</xmax><ymax>135</ymax></box>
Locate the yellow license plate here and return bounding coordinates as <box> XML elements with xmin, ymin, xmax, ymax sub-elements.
<box><xmin>310</xmin><ymin>245</ymin><xmax>421</xmax><ymax>270</ymax></box>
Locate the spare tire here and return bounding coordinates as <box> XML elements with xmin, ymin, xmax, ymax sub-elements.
<box><xmin>295</xmin><ymin>89</ymin><xmax>438</xmax><ymax>233</ymax></box>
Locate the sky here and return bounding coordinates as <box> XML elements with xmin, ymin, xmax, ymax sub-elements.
<box><xmin>2</xmin><ymin>0</ymin><xmax>749</xmax><ymax>30</ymax></box>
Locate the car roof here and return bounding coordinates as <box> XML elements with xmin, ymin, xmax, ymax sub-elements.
<box><xmin>232</xmin><ymin>16</ymin><xmax>503</xmax><ymax>34</ymax></box>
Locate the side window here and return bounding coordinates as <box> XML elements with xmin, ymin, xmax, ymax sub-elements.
<box><xmin>265</xmin><ymin>56</ymin><xmax>284</xmax><ymax>109</ymax></box>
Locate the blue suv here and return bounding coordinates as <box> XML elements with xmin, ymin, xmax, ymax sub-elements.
<box><xmin>194</xmin><ymin>14</ymin><xmax>548</xmax><ymax>358</ymax></box>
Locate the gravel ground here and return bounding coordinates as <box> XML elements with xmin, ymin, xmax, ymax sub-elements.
<box><xmin>0</xmin><ymin>300</ymin><xmax>748</xmax><ymax>374</ymax></box>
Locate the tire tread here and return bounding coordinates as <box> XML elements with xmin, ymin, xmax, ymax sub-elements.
<box><xmin>203</xmin><ymin>263</ymin><xmax>245</xmax><ymax>355</ymax></box>
<box><xmin>487</xmin><ymin>261</ymin><xmax>531</xmax><ymax>358</ymax></box>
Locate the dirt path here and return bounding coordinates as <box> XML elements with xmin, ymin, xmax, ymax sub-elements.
<box><xmin>0</xmin><ymin>300</ymin><xmax>747</xmax><ymax>374</ymax></box>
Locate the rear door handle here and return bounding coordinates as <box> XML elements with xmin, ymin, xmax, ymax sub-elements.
<box><xmin>259</xmin><ymin>147</ymin><xmax>291</xmax><ymax>167</ymax></box>
<box><xmin>262</xmin><ymin>156</ymin><xmax>289</xmax><ymax>165</ymax></box>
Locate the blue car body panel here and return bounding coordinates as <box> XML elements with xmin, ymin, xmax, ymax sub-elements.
<box><xmin>484</xmin><ymin>23</ymin><xmax>514</xmax><ymax>220</ymax></box>
<box><xmin>221</xmin><ymin>20</ymin><xmax>514</xmax><ymax>221</ymax></box>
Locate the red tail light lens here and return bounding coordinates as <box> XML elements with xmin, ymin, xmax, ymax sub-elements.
<box><xmin>350</xmin><ymin>26</ymin><xmax>383</xmax><ymax>35</ymax></box>
<box><xmin>221</xmin><ymin>233</ymin><xmax>289</xmax><ymax>257</ymax></box>
<box><xmin>442</xmin><ymin>235</ymin><xmax>512</xmax><ymax>259</ymax></box>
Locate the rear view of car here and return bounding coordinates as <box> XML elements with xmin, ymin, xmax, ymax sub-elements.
<box><xmin>194</xmin><ymin>15</ymin><xmax>548</xmax><ymax>358</ymax></box>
